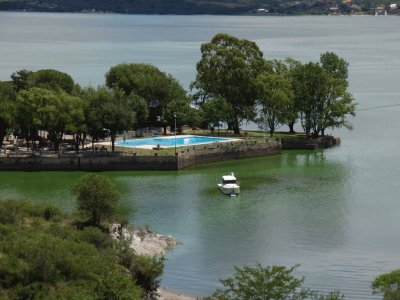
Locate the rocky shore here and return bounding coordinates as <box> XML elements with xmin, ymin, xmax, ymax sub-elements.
<box><xmin>111</xmin><ymin>224</ymin><xmax>200</xmax><ymax>299</ymax></box>
<box><xmin>111</xmin><ymin>224</ymin><xmax>178</xmax><ymax>256</ymax></box>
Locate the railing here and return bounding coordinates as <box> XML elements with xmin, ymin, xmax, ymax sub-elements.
<box><xmin>0</xmin><ymin>137</ymin><xmax>280</xmax><ymax>158</ymax></box>
<box><xmin>0</xmin><ymin>149</ymin><xmax>125</xmax><ymax>158</ymax></box>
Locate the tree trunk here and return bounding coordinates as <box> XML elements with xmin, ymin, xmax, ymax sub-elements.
<box><xmin>232</xmin><ymin>119</ymin><xmax>240</xmax><ymax>135</ymax></box>
<box><xmin>111</xmin><ymin>133</ymin><xmax>116</xmax><ymax>153</ymax></box>
<box><xmin>53</xmin><ymin>140</ymin><xmax>60</xmax><ymax>151</ymax></box>
<box><xmin>288</xmin><ymin>122</ymin><xmax>295</xmax><ymax>134</ymax></box>
<box><xmin>74</xmin><ymin>134</ymin><xmax>80</xmax><ymax>152</ymax></box>
<box><xmin>0</xmin><ymin>124</ymin><xmax>5</xmax><ymax>149</ymax></box>
<box><xmin>81</xmin><ymin>133</ymin><xmax>87</xmax><ymax>149</ymax></box>
<box><xmin>0</xmin><ymin>132</ymin><xmax>6</xmax><ymax>149</ymax></box>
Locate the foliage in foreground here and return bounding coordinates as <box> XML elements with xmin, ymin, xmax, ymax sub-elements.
<box><xmin>211</xmin><ymin>263</ymin><xmax>344</xmax><ymax>300</ymax></box>
<box><xmin>0</xmin><ymin>199</ymin><xmax>141</xmax><ymax>299</ymax></box>
<box><xmin>0</xmin><ymin>175</ymin><xmax>164</xmax><ymax>300</ymax></box>
<box><xmin>372</xmin><ymin>269</ymin><xmax>400</xmax><ymax>299</ymax></box>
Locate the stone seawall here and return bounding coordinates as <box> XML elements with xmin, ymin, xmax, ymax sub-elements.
<box><xmin>0</xmin><ymin>140</ymin><xmax>281</xmax><ymax>171</ymax></box>
<box><xmin>0</xmin><ymin>155</ymin><xmax>178</xmax><ymax>171</ymax></box>
<box><xmin>177</xmin><ymin>140</ymin><xmax>281</xmax><ymax>169</ymax></box>
<box><xmin>281</xmin><ymin>136</ymin><xmax>341</xmax><ymax>150</ymax></box>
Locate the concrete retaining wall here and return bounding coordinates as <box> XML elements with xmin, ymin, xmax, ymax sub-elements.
<box><xmin>0</xmin><ymin>140</ymin><xmax>281</xmax><ymax>171</ymax></box>
<box><xmin>281</xmin><ymin>136</ymin><xmax>341</xmax><ymax>150</ymax></box>
<box><xmin>178</xmin><ymin>140</ymin><xmax>281</xmax><ymax>169</ymax></box>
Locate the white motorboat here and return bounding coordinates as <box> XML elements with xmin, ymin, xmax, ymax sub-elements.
<box><xmin>218</xmin><ymin>172</ymin><xmax>240</xmax><ymax>196</ymax></box>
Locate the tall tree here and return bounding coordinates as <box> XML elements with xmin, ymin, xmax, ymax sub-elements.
<box><xmin>14</xmin><ymin>88</ymin><xmax>40</xmax><ymax>149</ymax></box>
<box><xmin>105</xmin><ymin>63</ymin><xmax>188</xmax><ymax>134</ymax></box>
<box><xmin>0</xmin><ymin>81</ymin><xmax>16</xmax><ymax>148</ymax></box>
<box><xmin>16</xmin><ymin>87</ymin><xmax>80</xmax><ymax>150</ymax></box>
<box><xmin>291</xmin><ymin>58</ymin><xmax>356</xmax><ymax>138</ymax></box>
<box><xmin>191</xmin><ymin>33</ymin><xmax>268</xmax><ymax>134</ymax></box>
<box><xmin>200</xmin><ymin>97</ymin><xmax>232</xmax><ymax>134</ymax></box>
<box><xmin>66</xmin><ymin>89</ymin><xmax>87</xmax><ymax>152</ymax></box>
<box><xmin>320</xmin><ymin>52</ymin><xmax>349</xmax><ymax>84</ymax></box>
<box><xmin>130</xmin><ymin>94</ymin><xmax>149</xmax><ymax>130</ymax></box>
<box><xmin>27</xmin><ymin>69</ymin><xmax>75</xmax><ymax>93</ymax></box>
<box><xmin>81</xmin><ymin>86</ymin><xmax>106</xmax><ymax>148</ymax></box>
<box><xmin>256</xmin><ymin>72</ymin><xmax>293</xmax><ymax>137</ymax></box>
<box><xmin>291</xmin><ymin>62</ymin><xmax>330</xmax><ymax>137</ymax></box>
<box><xmin>10</xmin><ymin>69</ymin><xmax>32</xmax><ymax>92</ymax></box>
<box><xmin>165</xmin><ymin>98</ymin><xmax>201</xmax><ymax>133</ymax></box>
<box><xmin>89</xmin><ymin>86</ymin><xmax>135</xmax><ymax>152</ymax></box>
<box><xmin>279</xmin><ymin>58</ymin><xmax>302</xmax><ymax>133</ymax></box>
<box><xmin>319</xmin><ymin>52</ymin><xmax>356</xmax><ymax>136</ymax></box>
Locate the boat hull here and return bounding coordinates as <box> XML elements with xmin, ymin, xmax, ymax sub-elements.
<box><xmin>218</xmin><ymin>184</ymin><xmax>240</xmax><ymax>195</ymax></box>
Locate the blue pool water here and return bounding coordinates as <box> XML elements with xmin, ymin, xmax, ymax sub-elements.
<box><xmin>115</xmin><ymin>135</ymin><xmax>235</xmax><ymax>148</ymax></box>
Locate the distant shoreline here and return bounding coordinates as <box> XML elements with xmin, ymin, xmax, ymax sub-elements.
<box><xmin>1</xmin><ymin>10</ymin><xmax>398</xmax><ymax>17</ymax></box>
<box><xmin>0</xmin><ymin>10</ymin><xmax>367</xmax><ymax>16</ymax></box>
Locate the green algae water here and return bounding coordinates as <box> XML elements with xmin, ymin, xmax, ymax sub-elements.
<box><xmin>1</xmin><ymin>13</ymin><xmax>400</xmax><ymax>299</ymax></box>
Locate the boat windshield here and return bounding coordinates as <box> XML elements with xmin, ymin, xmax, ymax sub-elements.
<box><xmin>223</xmin><ymin>179</ymin><xmax>237</xmax><ymax>184</ymax></box>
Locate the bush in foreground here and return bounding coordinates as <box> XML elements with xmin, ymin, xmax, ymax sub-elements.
<box><xmin>73</xmin><ymin>173</ymin><xmax>120</xmax><ymax>228</ymax></box>
<box><xmin>0</xmin><ymin>197</ymin><xmax>164</xmax><ymax>299</ymax></box>
<box><xmin>372</xmin><ymin>269</ymin><xmax>400</xmax><ymax>299</ymax></box>
<box><xmin>211</xmin><ymin>263</ymin><xmax>344</xmax><ymax>300</ymax></box>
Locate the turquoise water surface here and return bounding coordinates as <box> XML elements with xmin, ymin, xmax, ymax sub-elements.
<box><xmin>115</xmin><ymin>135</ymin><xmax>235</xmax><ymax>148</ymax></box>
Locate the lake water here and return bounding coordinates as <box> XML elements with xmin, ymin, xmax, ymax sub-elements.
<box><xmin>1</xmin><ymin>13</ymin><xmax>400</xmax><ymax>298</ymax></box>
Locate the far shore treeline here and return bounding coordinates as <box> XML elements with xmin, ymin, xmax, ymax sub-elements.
<box><xmin>0</xmin><ymin>0</ymin><xmax>398</xmax><ymax>15</ymax></box>
<box><xmin>0</xmin><ymin>33</ymin><xmax>356</xmax><ymax>152</ymax></box>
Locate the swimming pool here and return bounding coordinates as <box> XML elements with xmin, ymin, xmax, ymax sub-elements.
<box><xmin>115</xmin><ymin>135</ymin><xmax>238</xmax><ymax>148</ymax></box>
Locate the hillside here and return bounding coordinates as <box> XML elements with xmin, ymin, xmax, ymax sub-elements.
<box><xmin>0</xmin><ymin>0</ymin><xmax>397</xmax><ymax>15</ymax></box>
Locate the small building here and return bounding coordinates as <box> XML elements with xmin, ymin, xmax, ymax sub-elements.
<box><xmin>375</xmin><ymin>5</ymin><xmax>387</xmax><ymax>15</ymax></box>
<box><xmin>329</xmin><ymin>5</ymin><xmax>339</xmax><ymax>14</ymax></box>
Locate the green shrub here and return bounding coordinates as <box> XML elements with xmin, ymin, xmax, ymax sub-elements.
<box><xmin>211</xmin><ymin>263</ymin><xmax>345</xmax><ymax>300</ymax></box>
<box><xmin>372</xmin><ymin>269</ymin><xmax>400</xmax><ymax>299</ymax></box>
<box><xmin>42</xmin><ymin>205</ymin><xmax>62</xmax><ymax>221</ymax></box>
<box><xmin>129</xmin><ymin>255</ymin><xmax>164</xmax><ymax>299</ymax></box>
<box><xmin>73</xmin><ymin>174</ymin><xmax>120</xmax><ymax>227</ymax></box>
<box><xmin>114</xmin><ymin>239</ymin><xmax>135</xmax><ymax>269</ymax></box>
<box><xmin>96</xmin><ymin>270</ymin><xmax>142</xmax><ymax>300</ymax></box>
<box><xmin>0</xmin><ymin>199</ymin><xmax>63</xmax><ymax>222</ymax></box>
<box><xmin>0</xmin><ymin>221</ymin><xmax>141</xmax><ymax>299</ymax></box>
<box><xmin>79</xmin><ymin>226</ymin><xmax>113</xmax><ymax>251</ymax></box>
<box><xmin>0</xmin><ymin>206</ymin><xmax>16</xmax><ymax>224</ymax></box>
<box><xmin>0</xmin><ymin>195</ymin><xmax>156</xmax><ymax>300</ymax></box>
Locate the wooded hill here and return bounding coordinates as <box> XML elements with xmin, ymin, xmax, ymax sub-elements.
<box><xmin>0</xmin><ymin>0</ymin><xmax>388</xmax><ymax>15</ymax></box>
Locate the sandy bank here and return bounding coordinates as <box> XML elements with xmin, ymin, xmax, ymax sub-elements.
<box><xmin>158</xmin><ymin>288</ymin><xmax>201</xmax><ymax>300</ymax></box>
<box><xmin>111</xmin><ymin>224</ymin><xmax>202</xmax><ymax>299</ymax></box>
